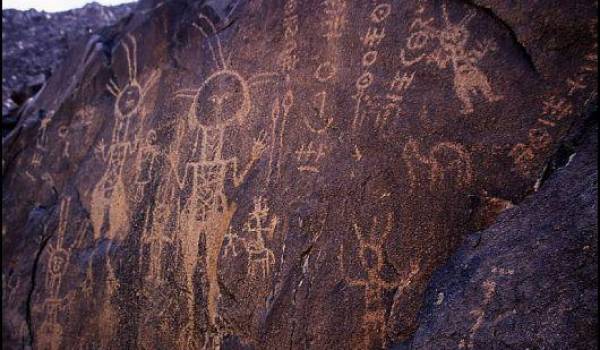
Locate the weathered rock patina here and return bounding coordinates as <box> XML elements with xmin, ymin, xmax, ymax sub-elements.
<box><xmin>2</xmin><ymin>0</ymin><xmax>597</xmax><ymax>349</ymax></box>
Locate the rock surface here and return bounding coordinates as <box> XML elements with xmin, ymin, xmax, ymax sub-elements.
<box><xmin>397</xmin><ymin>116</ymin><xmax>598</xmax><ymax>349</ymax></box>
<box><xmin>1</xmin><ymin>0</ymin><xmax>597</xmax><ymax>349</ymax></box>
<box><xmin>2</xmin><ymin>2</ymin><xmax>134</xmax><ymax>136</ymax></box>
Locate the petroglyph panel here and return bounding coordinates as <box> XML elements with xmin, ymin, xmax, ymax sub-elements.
<box><xmin>2</xmin><ymin>0</ymin><xmax>597</xmax><ymax>349</ymax></box>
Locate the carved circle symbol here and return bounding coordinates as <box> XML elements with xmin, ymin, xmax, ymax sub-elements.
<box><xmin>362</xmin><ymin>51</ymin><xmax>378</xmax><ymax>67</ymax></box>
<box><xmin>407</xmin><ymin>31</ymin><xmax>429</xmax><ymax>50</ymax></box>
<box><xmin>117</xmin><ymin>83</ymin><xmax>142</xmax><ymax>117</ymax></box>
<box><xmin>50</xmin><ymin>253</ymin><xmax>68</xmax><ymax>275</ymax></box>
<box><xmin>192</xmin><ymin>70</ymin><xmax>251</xmax><ymax>128</ymax></box>
<box><xmin>146</xmin><ymin>130</ymin><xmax>157</xmax><ymax>145</ymax></box>
<box><xmin>370</xmin><ymin>3</ymin><xmax>392</xmax><ymax>23</ymax></box>
<box><xmin>315</xmin><ymin>62</ymin><xmax>336</xmax><ymax>82</ymax></box>
<box><xmin>58</xmin><ymin>126</ymin><xmax>69</xmax><ymax>138</ymax></box>
<box><xmin>356</xmin><ymin>72</ymin><xmax>374</xmax><ymax>91</ymax></box>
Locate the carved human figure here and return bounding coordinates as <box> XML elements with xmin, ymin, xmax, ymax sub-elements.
<box><xmin>170</xmin><ymin>13</ymin><xmax>268</xmax><ymax>344</ymax></box>
<box><xmin>37</xmin><ymin>197</ymin><xmax>83</xmax><ymax>350</ymax></box>
<box><xmin>340</xmin><ymin>213</ymin><xmax>420</xmax><ymax>348</ymax></box>
<box><xmin>91</xmin><ymin>34</ymin><xmax>160</xmax><ymax>242</ymax></box>
<box><xmin>400</xmin><ymin>4</ymin><xmax>502</xmax><ymax>114</ymax></box>
<box><xmin>244</xmin><ymin>196</ymin><xmax>278</xmax><ymax>279</ymax></box>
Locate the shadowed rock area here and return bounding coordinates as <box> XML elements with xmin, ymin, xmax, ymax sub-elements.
<box><xmin>396</xmin><ymin>116</ymin><xmax>598</xmax><ymax>349</ymax></box>
<box><xmin>2</xmin><ymin>2</ymin><xmax>134</xmax><ymax>136</ymax></box>
<box><xmin>2</xmin><ymin>0</ymin><xmax>597</xmax><ymax>349</ymax></box>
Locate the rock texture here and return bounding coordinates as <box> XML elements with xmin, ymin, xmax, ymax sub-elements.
<box><xmin>1</xmin><ymin>0</ymin><xmax>597</xmax><ymax>349</ymax></box>
<box><xmin>2</xmin><ymin>2</ymin><xmax>134</xmax><ymax>136</ymax></box>
<box><xmin>397</xmin><ymin>116</ymin><xmax>598</xmax><ymax>349</ymax></box>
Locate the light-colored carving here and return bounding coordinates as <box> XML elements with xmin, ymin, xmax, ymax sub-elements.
<box><xmin>402</xmin><ymin>138</ymin><xmax>473</xmax><ymax>191</ymax></box>
<box><xmin>315</xmin><ymin>61</ymin><xmax>337</xmax><ymax>82</ymax></box>
<box><xmin>566</xmin><ymin>76</ymin><xmax>586</xmax><ymax>96</ymax></box>
<box><xmin>352</xmin><ymin>3</ymin><xmax>393</xmax><ymax>132</ymax></box>
<box><xmin>370</xmin><ymin>3</ymin><xmax>392</xmax><ymax>23</ymax></box>
<box><xmin>322</xmin><ymin>0</ymin><xmax>347</xmax><ymax>41</ymax></box>
<box><xmin>140</xmin><ymin>206</ymin><xmax>172</xmax><ymax>282</ymax></box>
<box><xmin>37</xmin><ymin>297</ymin><xmax>70</xmax><ymax>350</ymax></box>
<box><xmin>459</xmin><ymin>278</ymin><xmax>496</xmax><ymax>349</ymax></box>
<box><xmin>510</xmin><ymin>94</ymin><xmax>575</xmax><ymax>176</ymax></box>
<box><xmin>223</xmin><ymin>227</ymin><xmax>241</xmax><ymax>258</ymax></box>
<box><xmin>400</xmin><ymin>4</ymin><xmax>502</xmax><ymax>114</ymax></box>
<box><xmin>36</xmin><ymin>113</ymin><xmax>54</xmax><ymax>151</ymax></box>
<box><xmin>280</xmin><ymin>0</ymin><xmax>299</xmax><ymax>72</ymax></box>
<box><xmin>36</xmin><ymin>197</ymin><xmax>80</xmax><ymax>350</ymax></box>
<box><xmin>31</xmin><ymin>152</ymin><xmax>42</xmax><ymax>168</ymax></box>
<box><xmin>244</xmin><ymin>196</ymin><xmax>278</xmax><ymax>279</ymax></box>
<box><xmin>46</xmin><ymin>197</ymin><xmax>71</xmax><ymax>295</ymax></box>
<box><xmin>133</xmin><ymin>129</ymin><xmax>160</xmax><ymax>202</ymax></box>
<box><xmin>75</xmin><ymin>105</ymin><xmax>95</xmax><ymax>128</ymax></box>
<box><xmin>90</xmin><ymin>33</ymin><xmax>160</xmax><ymax>348</ymax></box>
<box><xmin>303</xmin><ymin>91</ymin><xmax>334</xmax><ymax>133</ymax></box>
<box><xmin>266</xmin><ymin>98</ymin><xmax>281</xmax><ymax>186</ymax></box>
<box><xmin>542</xmin><ymin>96</ymin><xmax>573</xmax><ymax>121</ymax></box>
<box><xmin>170</xmin><ymin>13</ymin><xmax>271</xmax><ymax>338</ymax></box>
<box><xmin>58</xmin><ymin>125</ymin><xmax>70</xmax><ymax>158</ymax></box>
<box><xmin>376</xmin><ymin>70</ymin><xmax>416</xmax><ymax>128</ymax></box>
<box><xmin>340</xmin><ymin>213</ymin><xmax>419</xmax><ymax>348</ymax></box>
<box><xmin>91</xmin><ymin>33</ymin><xmax>160</xmax><ymax>242</ymax></box>
<box><xmin>295</xmin><ymin>141</ymin><xmax>327</xmax><ymax>173</ymax></box>
<box><xmin>352</xmin><ymin>145</ymin><xmax>363</xmax><ymax>161</ymax></box>
<box><xmin>278</xmin><ymin>90</ymin><xmax>293</xmax><ymax>179</ymax></box>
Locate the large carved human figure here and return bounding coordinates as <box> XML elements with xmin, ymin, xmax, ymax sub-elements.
<box><xmin>401</xmin><ymin>3</ymin><xmax>502</xmax><ymax>114</ymax></box>
<box><xmin>89</xmin><ymin>33</ymin><xmax>160</xmax><ymax>348</ymax></box>
<box><xmin>91</xmin><ymin>34</ymin><xmax>160</xmax><ymax>243</ymax></box>
<box><xmin>171</xmin><ymin>14</ymin><xmax>267</xmax><ymax>347</ymax></box>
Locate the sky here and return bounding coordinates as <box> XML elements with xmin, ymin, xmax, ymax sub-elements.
<box><xmin>2</xmin><ymin>0</ymin><xmax>132</xmax><ymax>12</ymax></box>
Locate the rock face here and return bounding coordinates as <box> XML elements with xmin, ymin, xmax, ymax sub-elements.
<box><xmin>399</xmin><ymin>119</ymin><xmax>598</xmax><ymax>349</ymax></box>
<box><xmin>1</xmin><ymin>0</ymin><xmax>597</xmax><ymax>349</ymax></box>
<box><xmin>2</xmin><ymin>2</ymin><xmax>134</xmax><ymax>135</ymax></box>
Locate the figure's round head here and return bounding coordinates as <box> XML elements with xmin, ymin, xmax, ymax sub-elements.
<box><xmin>49</xmin><ymin>252</ymin><xmax>68</xmax><ymax>275</ymax></box>
<box><xmin>146</xmin><ymin>129</ymin><xmax>157</xmax><ymax>146</ymax></box>
<box><xmin>117</xmin><ymin>83</ymin><xmax>142</xmax><ymax>117</ymax></box>
<box><xmin>192</xmin><ymin>70</ymin><xmax>250</xmax><ymax>129</ymax></box>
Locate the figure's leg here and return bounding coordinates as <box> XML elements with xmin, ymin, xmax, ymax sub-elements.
<box><xmin>455</xmin><ymin>82</ymin><xmax>474</xmax><ymax>114</ymax></box>
<box><xmin>478</xmin><ymin>73</ymin><xmax>503</xmax><ymax>102</ymax></box>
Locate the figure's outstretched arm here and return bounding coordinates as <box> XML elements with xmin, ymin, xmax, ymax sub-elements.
<box><xmin>233</xmin><ymin>132</ymin><xmax>267</xmax><ymax>187</ymax></box>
